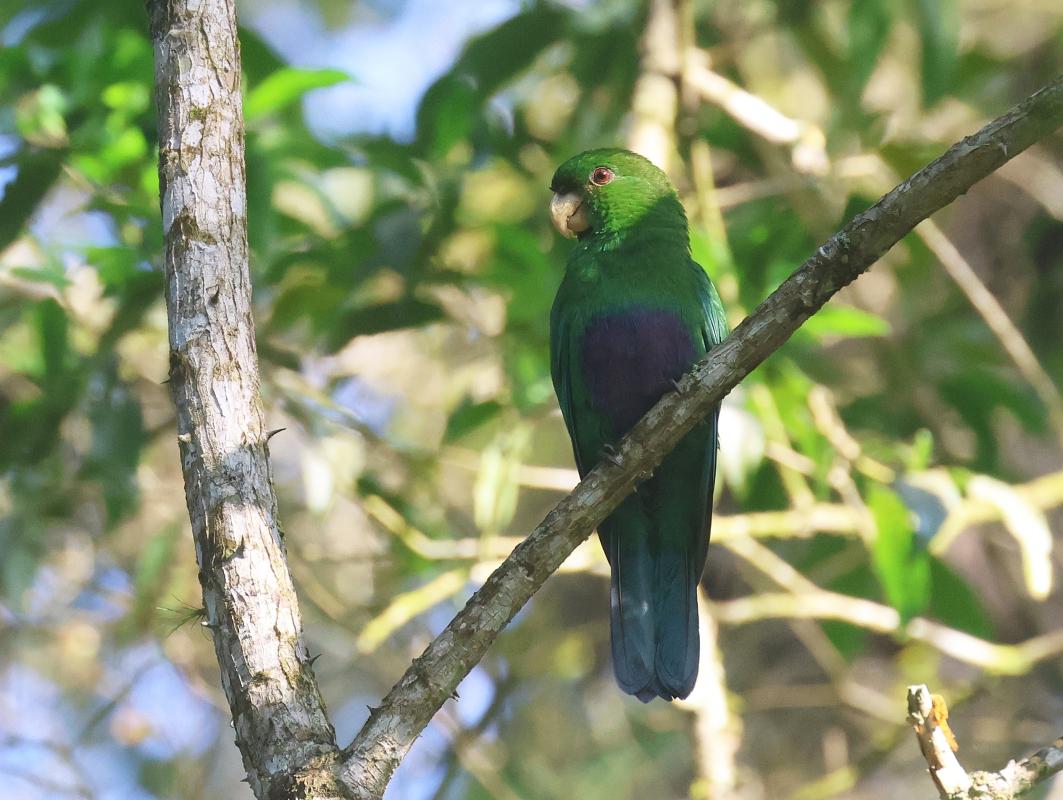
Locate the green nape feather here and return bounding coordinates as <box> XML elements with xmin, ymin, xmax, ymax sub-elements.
<box><xmin>548</xmin><ymin>148</ymin><xmax>727</xmax><ymax>701</ymax></box>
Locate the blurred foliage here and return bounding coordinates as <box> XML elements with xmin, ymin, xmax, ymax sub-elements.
<box><xmin>2</xmin><ymin>0</ymin><xmax>1063</xmax><ymax>798</ymax></box>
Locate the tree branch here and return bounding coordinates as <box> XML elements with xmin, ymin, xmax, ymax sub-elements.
<box><xmin>908</xmin><ymin>685</ymin><xmax>1063</xmax><ymax>799</ymax></box>
<box><xmin>338</xmin><ymin>78</ymin><xmax>1063</xmax><ymax>798</ymax></box>
<box><xmin>148</xmin><ymin>1</ymin><xmax>349</xmax><ymax>797</ymax></box>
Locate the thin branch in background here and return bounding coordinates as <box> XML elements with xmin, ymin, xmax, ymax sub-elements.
<box><xmin>676</xmin><ymin>588</ymin><xmax>742</xmax><ymax>800</ymax></box>
<box><xmin>749</xmin><ymin>383</ymin><xmax>818</xmax><ymax>508</ymax></box>
<box><xmin>355</xmin><ymin>568</ymin><xmax>470</xmax><ymax>654</ymax></box>
<box><xmin>75</xmin><ymin>663</ymin><xmax>153</xmax><ymax>745</ymax></box>
<box><xmin>914</xmin><ymin>218</ymin><xmax>1063</xmax><ymax>441</ymax></box>
<box><xmin>962</xmin><ymin>475</ymin><xmax>1054</xmax><ymax>601</ymax></box>
<box><xmin>627</xmin><ymin>0</ymin><xmax>682</xmax><ymax>171</ymax></box>
<box><xmin>0</xmin><ymin>736</ymin><xmax>95</xmax><ymax>799</ymax></box>
<box><xmin>931</xmin><ymin>468</ymin><xmax>1063</xmax><ymax>555</ymax></box>
<box><xmin>683</xmin><ymin>51</ymin><xmax>829</xmax><ymax>175</ymax></box>
<box><xmin>908</xmin><ymin>684</ymin><xmax>1063</xmax><ymax>799</ymax></box>
<box><xmin>807</xmin><ymin>386</ymin><xmax>895</xmax><ymax>484</ymax></box>
<box><xmin>714</xmin><ymin>589</ymin><xmax>1063</xmax><ymax>675</ymax></box>
<box><xmin>435</xmin><ymin>709</ymin><xmax>523</xmax><ymax>800</ymax></box>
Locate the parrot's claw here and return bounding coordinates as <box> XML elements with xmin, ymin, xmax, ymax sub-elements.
<box><xmin>602</xmin><ymin>443</ymin><xmax>623</xmax><ymax>468</ymax></box>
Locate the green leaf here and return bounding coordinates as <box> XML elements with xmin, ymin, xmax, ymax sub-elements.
<box><xmin>802</xmin><ymin>305</ymin><xmax>891</xmax><ymax>340</ymax></box>
<box><xmin>415</xmin><ymin>5</ymin><xmax>566</xmax><ymax>156</ymax></box>
<box><xmin>128</xmin><ymin>524</ymin><xmax>181</xmax><ymax>633</ymax></box>
<box><xmin>928</xmin><ymin>558</ymin><xmax>994</xmax><ymax>639</ymax></box>
<box><xmin>86</xmin><ymin>246</ymin><xmax>139</xmax><ymax>290</ymax></box>
<box><xmin>101</xmin><ymin>81</ymin><xmax>150</xmax><ymax>114</ymax></box>
<box><xmin>0</xmin><ymin>147</ymin><xmax>65</xmax><ymax>254</ymax></box>
<box><xmin>939</xmin><ymin>370</ymin><xmax>1044</xmax><ymax>470</ymax></box>
<box><xmin>444</xmin><ymin>399</ymin><xmax>503</xmax><ymax>444</ymax></box>
<box><xmin>416</xmin><ymin>75</ymin><xmax>478</xmax><ymax>159</ymax></box>
<box><xmin>37</xmin><ymin>299</ymin><xmax>70</xmax><ymax>386</ymax></box>
<box><xmin>245</xmin><ymin>67</ymin><xmax>352</xmax><ymax>121</ymax></box>
<box><xmin>16</xmin><ymin>84</ymin><xmax>68</xmax><ymax>146</ymax></box>
<box><xmin>912</xmin><ymin>0</ymin><xmax>957</xmax><ymax>106</ymax></box>
<box><xmin>325</xmin><ymin>298</ymin><xmax>446</xmax><ymax>352</ymax></box>
<box><xmin>10</xmin><ymin>263</ymin><xmax>71</xmax><ymax>290</ymax></box>
<box><xmin>847</xmin><ymin>0</ymin><xmax>893</xmax><ymax>98</ymax></box>
<box><xmin>868</xmin><ymin>484</ymin><xmax>930</xmax><ymax>622</ymax></box>
<box><xmin>84</xmin><ymin>363</ymin><xmax>145</xmax><ymax>523</ymax></box>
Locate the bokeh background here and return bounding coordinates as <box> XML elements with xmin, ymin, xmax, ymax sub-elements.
<box><xmin>3</xmin><ymin>0</ymin><xmax>1063</xmax><ymax>798</ymax></box>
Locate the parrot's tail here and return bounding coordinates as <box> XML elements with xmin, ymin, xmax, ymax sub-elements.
<box><xmin>603</xmin><ymin>507</ymin><xmax>659</xmax><ymax>700</ymax></box>
<box><xmin>602</xmin><ymin>504</ymin><xmax>701</xmax><ymax>703</ymax></box>
<box><xmin>649</xmin><ymin>543</ymin><xmax>700</xmax><ymax>701</ymax></box>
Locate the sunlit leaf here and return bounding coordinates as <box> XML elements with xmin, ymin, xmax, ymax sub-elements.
<box><xmin>801</xmin><ymin>305</ymin><xmax>891</xmax><ymax>340</ymax></box>
<box><xmin>868</xmin><ymin>483</ymin><xmax>930</xmax><ymax>622</ymax></box>
<box><xmin>101</xmin><ymin>81</ymin><xmax>151</xmax><ymax>114</ymax></box>
<box><xmin>245</xmin><ymin>67</ymin><xmax>352</xmax><ymax>121</ymax></box>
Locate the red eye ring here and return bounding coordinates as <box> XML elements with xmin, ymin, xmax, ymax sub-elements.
<box><xmin>590</xmin><ymin>166</ymin><xmax>614</xmax><ymax>186</ymax></box>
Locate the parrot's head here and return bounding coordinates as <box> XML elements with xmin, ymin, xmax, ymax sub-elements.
<box><xmin>548</xmin><ymin>148</ymin><xmax>686</xmax><ymax>245</ymax></box>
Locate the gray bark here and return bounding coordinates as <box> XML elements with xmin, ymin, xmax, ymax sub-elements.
<box><xmin>148</xmin><ymin>1</ymin><xmax>349</xmax><ymax>797</ymax></box>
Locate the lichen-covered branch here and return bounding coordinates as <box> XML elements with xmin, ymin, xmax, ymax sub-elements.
<box><xmin>147</xmin><ymin>1</ymin><xmax>348</xmax><ymax>797</ymax></box>
<box><xmin>908</xmin><ymin>685</ymin><xmax>1063</xmax><ymax>799</ymax></box>
<box><xmin>339</xmin><ymin>77</ymin><xmax>1063</xmax><ymax>800</ymax></box>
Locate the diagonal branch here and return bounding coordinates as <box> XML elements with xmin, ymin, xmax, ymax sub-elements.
<box><xmin>338</xmin><ymin>77</ymin><xmax>1063</xmax><ymax>798</ymax></box>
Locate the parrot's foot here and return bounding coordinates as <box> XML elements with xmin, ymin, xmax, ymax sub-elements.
<box><xmin>671</xmin><ymin>378</ymin><xmax>685</xmax><ymax>393</ymax></box>
<box><xmin>602</xmin><ymin>443</ymin><xmax>623</xmax><ymax>468</ymax></box>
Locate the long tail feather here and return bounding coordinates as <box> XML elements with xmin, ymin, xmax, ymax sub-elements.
<box><xmin>601</xmin><ymin>497</ymin><xmax>656</xmax><ymax>699</ymax></box>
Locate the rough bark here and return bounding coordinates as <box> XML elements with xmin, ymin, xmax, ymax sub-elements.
<box><xmin>338</xmin><ymin>77</ymin><xmax>1063</xmax><ymax>798</ymax></box>
<box><xmin>148</xmin><ymin>1</ymin><xmax>349</xmax><ymax>797</ymax></box>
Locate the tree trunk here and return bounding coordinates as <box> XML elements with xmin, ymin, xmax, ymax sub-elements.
<box><xmin>147</xmin><ymin>1</ymin><xmax>349</xmax><ymax>797</ymax></box>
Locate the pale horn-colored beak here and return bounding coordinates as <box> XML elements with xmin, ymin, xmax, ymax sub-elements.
<box><xmin>550</xmin><ymin>191</ymin><xmax>589</xmax><ymax>239</ymax></box>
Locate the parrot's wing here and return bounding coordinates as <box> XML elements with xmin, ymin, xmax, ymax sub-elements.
<box><xmin>551</xmin><ymin>303</ymin><xmax>614</xmax><ymax>477</ymax></box>
<box><xmin>699</xmin><ymin>263</ymin><xmax>729</xmax><ymax>348</ymax></box>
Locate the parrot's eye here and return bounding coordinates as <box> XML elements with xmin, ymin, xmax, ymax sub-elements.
<box><xmin>589</xmin><ymin>166</ymin><xmax>614</xmax><ymax>186</ymax></box>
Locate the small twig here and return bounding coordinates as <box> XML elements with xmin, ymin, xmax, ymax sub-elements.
<box><xmin>908</xmin><ymin>685</ymin><xmax>971</xmax><ymax>797</ymax></box>
<box><xmin>915</xmin><ymin>218</ymin><xmax>1063</xmax><ymax>442</ymax></box>
<box><xmin>908</xmin><ymin>684</ymin><xmax>1063</xmax><ymax>799</ymax></box>
<box><xmin>715</xmin><ymin>591</ymin><xmax>1063</xmax><ymax>675</ymax></box>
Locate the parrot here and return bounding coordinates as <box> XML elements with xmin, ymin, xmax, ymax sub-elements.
<box><xmin>548</xmin><ymin>148</ymin><xmax>727</xmax><ymax>702</ymax></box>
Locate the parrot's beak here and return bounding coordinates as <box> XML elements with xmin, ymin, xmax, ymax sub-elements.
<box><xmin>550</xmin><ymin>192</ymin><xmax>589</xmax><ymax>239</ymax></box>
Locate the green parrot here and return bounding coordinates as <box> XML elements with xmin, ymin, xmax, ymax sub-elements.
<box><xmin>548</xmin><ymin>148</ymin><xmax>727</xmax><ymax>702</ymax></box>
